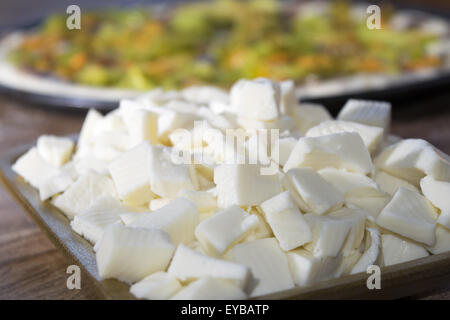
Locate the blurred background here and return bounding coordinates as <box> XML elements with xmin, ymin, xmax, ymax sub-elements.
<box><xmin>0</xmin><ymin>0</ymin><xmax>449</xmax><ymax>299</ymax></box>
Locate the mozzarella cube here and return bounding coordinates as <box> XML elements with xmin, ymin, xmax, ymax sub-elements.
<box><xmin>12</xmin><ymin>147</ymin><xmax>59</xmax><ymax>188</ymax></box>
<box><xmin>232</xmin><ymin>238</ymin><xmax>295</xmax><ymax>297</ymax></box>
<box><xmin>375</xmin><ymin>139</ymin><xmax>450</xmax><ymax>185</ymax></box>
<box><xmin>96</xmin><ymin>224</ymin><xmax>175</xmax><ymax>283</ymax></box>
<box><xmin>168</xmin><ymin>244</ymin><xmax>251</xmax><ymax>289</ymax></box>
<box><xmin>130</xmin><ymin>272</ymin><xmax>182</xmax><ymax>300</ymax></box>
<box><xmin>376</xmin><ymin>188</ymin><xmax>437</xmax><ymax>246</ymax></box>
<box><xmin>53</xmin><ymin>171</ymin><xmax>117</xmax><ymax>219</ymax></box>
<box><xmin>420</xmin><ymin>176</ymin><xmax>450</xmax><ymax>229</ymax></box>
<box><xmin>70</xmin><ymin>196</ymin><xmax>129</xmax><ymax>244</ymax></box>
<box><xmin>283</xmin><ymin>168</ymin><xmax>344</xmax><ymax>215</ymax></box>
<box><xmin>260</xmin><ymin>191</ymin><xmax>312</xmax><ymax>250</ymax></box>
<box><xmin>381</xmin><ymin>234</ymin><xmax>429</xmax><ymax>266</ymax></box>
<box><xmin>337</xmin><ymin>99</ymin><xmax>391</xmax><ymax>131</ymax></box>
<box><xmin>37</xmin><ymin>135</ymin><xmax>74</xmax><ymax>167</ymax></box>
<box><xmin>78</xmin><ymin>109</ymin><xmax>103</xmax><ymax>148</ymax></box>
<box><xmin>303</xmin><ymin>213</ymin><xmax>353</xmax><ymax>257</ymax></box>
<box><xmin>108</xmin><ymin>142</ymin><xmax>153</xmax><ymax>206</ymax></box>
<box><xmin>38</xmin><ymin>171</ymin><xmax>74</xmax><ymax>201</ymax></box>
<box><xmin>374</xmin><ymin>170</ymin><xmax>419</xmax><ymax>196</ymax></box>
<box><xmin>287</xmin><ymin>249</ymin><xmax>341</xmax><ymax>287</ymax></box>
<box><xmin>195</xmin><ymin>205</ymin><xmax>258</xmax><ymax>256</ymax></box>
<box><xmin>129</xmin><ymin>198</ymin><xmax>199</xmax><ymax>245</ymax></box>
<box><xmin>291</xmin><ymin>103</ymin><xmax>332</xmax><ymax>135</ymax></box>
<box><xmin>214</xmin><ymin>164</ymin><xmax>282</xmax><ymax>208</ymax></box>
<box><xmin>328</xmin><ymin>207</ymin><xmax>367</xmax><ymax>256</ymax></box>
<box><xmin>171</xmin><ymin>277</ymin><xmax>247</xmax><ymax>300</ymax></box>
<box><xmin>284</xmin><ymin>132</ymin><xmax>373</xmax><ymax>175</ymax></box>
<box><xmin>123</xmin><ymin>109</ymin><xmax>158</xmax><ymax>147</ymax></box>
<box><xmin>306</xmin><ymin>120</ymin><xmax>384</xmax><ymax>155</ymax></box>
<box><xmin>178</xmin><ymin>189</ymin><xmax>217</xmax><ymax>214</ymax></box>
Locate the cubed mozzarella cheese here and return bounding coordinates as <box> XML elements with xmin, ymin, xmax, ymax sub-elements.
<box><xmin>375</xmin><ymin>139</ymin><xmax>450</xmax><ymax>185</ymax></box>
<box><xmin>130</xmin><ymin>272</ymin><xmax>182</xmax><ymax>300</ymax></box>
<box><xmin>303</xmin><ymin>214</ymin><xmax>353</xmax><ymax>257</ymax></box>
<box><xmin>376</xmin><ymin>188</ymin><xmax>437</xmax><ymax>246</ymax></box>
<box><xmin>123</xmin><ymin>109</ymin><xmax>158</xmax><ymax>147</ymax></box>
<box><xmin>195</xmin><ymin>205</ymin><xmax>258</xmax><ymax>256</ymax></box>
<box><xmin>108</xmin><ymin>142</ymin><xmax>154</xmax><ymax>206</ymax></box>
<box><xmin>337</xmin><ymin>99</ymin><xmax>391</xmax><ymax>132</ymax></box>
<box><xmin>38</xmin><ymin>170</ymin><xmax>74</xmax><ymax>201</ymax></box>
<box><xmin>232</xmin><ymin>238</ymin><xmax>295</xmax><ymax>297</ymax></box>
<box><xmin>96</xmin><ymin>224</ymin><xmax>175</xmax><ymax>283</ymax></box>
<box><xmin>351</xmin><ymin>228</ymin><xmax>381</xmax><ymax>274</ymax></box>
<box><xmin>284</xmin><ymin>132</ymin><xmax>373</xmax><ymax>175</ymax></box>
<box><xmin>260</xmin><ymin>191</ymin><xmax>312</xmax><ymax>251</ymax></box>
<box><xmin>374</xmin><ymin>170</ymin><xmax>419</xmax><ymax>196</ymax></box>
<box><xmin>12</xmin><ymin>147</ymin><xmax>60</xmax><ymax>188</ymax></box>
<box><xmin>345</xmin><ymin>196</ymin><xmax>391</xmax><ymax>220</ymax></box>
<box><xmin>78</xmin><ymin>109</ymin><xmax>103</xmax><ymax>148</ymax></box>
<box><xmin>283</xmin><ymin>168</ymin><xmax>344</xmax><ymax>215</ymax></box>
<box><xmin>37</xmin><ymin>135</ymin><xmax>74</xmax><ymax>167</ymax></box>
<box><xmin>214</xmin><ymin>164</ymin><xmax>282</xmax><ymax>208</ymax></box>
<box><xmin>129</xmin><ymin>198</ymin><xmax>199</xmax><ymax>245</ymax></box>
<box><xmin>291</xmin><ymin>103</ymin><xmax>332</xmax><ymax>135</ymax></box>
<box><xmin>168</xmin><ymin>244</ymin><xmax>251</xmax><ymax>289</ymax></box>
<box><xmin>231</xmin><ymin>78</ymin><xmax>281</xmax><ymax>121</ymax></box>
<box><xmin>70</xmin><ymin>196</ymin><xmax>129</xmax><ymax>244</ymax></box>
<box><xmin>171</xmin><ymin>277</ymin><xmax>247</xmax><ymax>300</ymax></box>
<box><xmin>52</xmin><ymin>171</ymin><xmax>117</xmax><ymax>219</ymax></box>
<box><xmin>178</xmin><ymin>189</ymin><xmax>217</xmax><ymax>214</ymax></box>
<box><xmin>381</xmin><ymin>234</ymin><xmax>429</xmax><ymax>266</ymax></box>
<box><xmin>287</xmin><ymin>249</ymin><xmax>341</xmax><ymax>287</ymax></box>
<box><xmin>306</xmin><ymin>120</ymin><xmax>384</xmax><ymax>155</ymax></box>
<box><xmin>420</xmin><ymin>176</ymin><xmax>450</xmax><ymax>229</ymax></box>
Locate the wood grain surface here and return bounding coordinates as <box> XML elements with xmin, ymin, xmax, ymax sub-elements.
<box><xmin>0</xmin><ymin>94</ymin><xmax>449</xmax><ymax>300</ymax></box>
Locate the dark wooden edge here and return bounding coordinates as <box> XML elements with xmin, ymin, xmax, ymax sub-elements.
<box><xmin>1</xmin><ymin>139</ymin><xmax>450</xmax><ymax>300</ymax></box>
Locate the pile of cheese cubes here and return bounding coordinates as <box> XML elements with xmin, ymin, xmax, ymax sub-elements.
<box><xmin>12</xmin><ymin>78</ymin><xmax>450</xmax><ymax>300</ymax></box>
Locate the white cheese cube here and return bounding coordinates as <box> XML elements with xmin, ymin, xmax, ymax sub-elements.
<box><xmin>231</xmin><ymin>78</ymin><xmax>280</xmax><ymax>121</ymax></box>
<box><xmin>12</xmin><ymin>147</ymin><xmax>60</xmax><ymax>188</ymax></box>
<box><xmin>374</xmin><ymin>170</ymin><xmax>419</xmax><ymax>196</ymax></box>
<box><xmin>337</xmin><ymin>99</ymin><xmax>391</xmax><ymax>132</ymax></box>
<box><xmin>375</xmin><ymin>139</ymin><xmax>450</xmax><ymax>185</ymax></box>
<box><xmin>318</xmin><ymin>168</ymin><xmax>384</xmax><ymax>198</ymax></box>
<box><xmin>158</xmin><ymin>110</ymin><xmax>199</xmax><ymax>143</ymax></box>
<box><xmin>108</xmin><ymin>142</ymin><xmax>154</xmax><ymax>206</ymax></box>
<box><xmin>328</xmin><ymin>207</ymin><xmax>367</xmax><ymax>256</ymax></box>
<box><xmin>287</xmin><ymin>249</ymin><xmax>341</xmax><ymax>287</ymax></box>
<box><xmin>260</xmin><ymin>191</ymin><xmax>312</xmax><ymax>250</ymax></box>
<box><xmin>303</xmin><ymin>214</ymin><xmax>353</xmax><ymax>257</ymax></box>
<box><xmin>148</xmin><ymin>146</ymin><xmax>198</xmax><ymax>198</ymax></box>
<box><xmin>38</xmin><ymin>171</ymin><xmax>74</xmax><ymax>201</ymax></box>
<box><xmin>171</xmin><ymin>277</ymin><xmax>247</xmax><ymax>300</ymax></box>
<box><xmin>78</xmin><ymin>109</ymin><xmax>103</xmax><ymax>148</ymax></box>
<box><xmin>73</xmin><ymin>154</ymin><xmax>110</xmax><ymax>176</ymax></box>
<box><xmin>129</xmin><ymin>198</ymin><xmax>199</xmax><ymax>245</ymax></box>
<box><xmin>427</xmin><ymin>225</ymin><xmax>450</xmax><ymax>254</ymax></box>
<box><xmin>92</xmin><ymin>131</ymin><xmax>129</xmax><ymax>153</ymax></box>
<box><xmin>283</xmin><ymin>168</ymin><xmax>344</xmax><ymax>215</ymax></box>
<box><xmin>381</xmin><ymin>234</ymin><xmax>429</xmax><ymax>266</ymax></box>
<box><xmin>291</xmin><ymin>103</ymin><xmax>332</xmax><ymax>135</ymax></box>
<box><xmin>306</xmin><ymin>120</ymin><xmax>384</xmax><ymax>154</ymax></box>
<box><xmin>37</xmin><ymin>135</ymin><xmax>74</xmax><ymax>167</ymax></box>
<box><xmin>52</xmin><ymin>171</ymin><xmax>117</xmax><ymax>219</ymax></box>
<box><xmin>376</xmin><ymin>187</ymin><xmax>437</xmax><ymax>246</ymax></box>
<box><xmin>345</xmin><ymin>196</ymin><xmax>391</xmax><ymax>220</ymax></box>
<box><xmin>232</xmin><ymin>238</ymin><xmax>295</xmax><ymax>297</ymax></box>
<box><xmin>70</xmin><ymin>196</ymin><xmax>129</xmax><ymax>244</ymax></box>
<box><xmin>123</xmin><ymin>109</ymin><xmax>158</xmax><ymax>147</ymax></box>
<box><xmin>284</xmin><ymin>132</ymin><xmax>373</xmax><ymax>175</ymax></box>
<box><xmin>279</xmin><ymin>80</ymin><xmax>298</xmax><ymax>116</ymax></box>
<box><xmin>96</xmin><ymin>224</ymin><xmax>175</xmax><ymax>283</ymax></box>
<box><xmin>214</xmin><ymin>164</ymin><xmax>282</xmax><ymax>208</ymax></box>
<box><xmin>130</xmin><ymin>272</ymin><xmax>182</xmax><ymax>300</ymax></box>
<box><xmin>178</xmin><ymin>189</ymin><xmax>217</xmax><ymax>214</ymax></box>
<box><xmin>195</xmin><ymin>205</ymin><xmax>258</xmax><ymax>256</ymax></box>
<box><xmin>243</xmin><ymin>210</ymin><xmax>273</xmax><ymax>242</ymax></box>
<box><xmin>351</xmin><ymin>228</ymin><xmax>381</xmax><ymax>274</ymax></box>
<box><xmin>420</xmin><ymin>176</ymin><xmax>450</xmax><ymax>229</ymax></box>
<box><xmin>168</xmin><ymin>244</ymin><xmax>251</xmax><ymax>289</ymax></box>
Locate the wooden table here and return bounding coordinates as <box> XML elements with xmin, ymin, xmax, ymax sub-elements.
<box><xmin>0</xmin><ymin>94</ymin><xmax>449</xmax><ymax>299</ymax></box>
